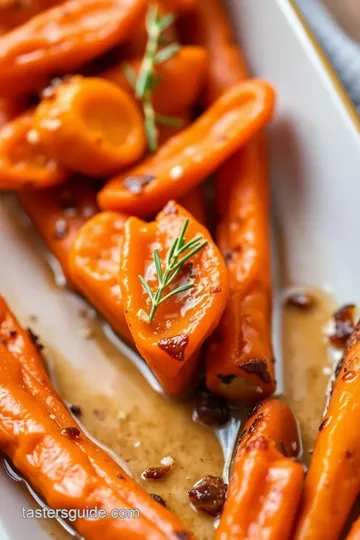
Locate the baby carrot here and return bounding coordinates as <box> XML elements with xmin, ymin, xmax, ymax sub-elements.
<box><xmin>206</xmin><ymin>137</ymin><xmax>274</xmax><ymax>402</ymax></box>
<box><xmin>102</xmin><ymin>46</ymin><xmax>208</xmax><ymax>116</ymax></box>
<box><xmin>119</xmin><ymin>201</ymin><xmax>228</xmax><ymax>395</ymax></box>
<box><xmin>0</xmin><ymin>109</ymin><xmax>67</xmax><ymax>190</ymax></box>
<box><xmin>33</xmin><ymin>76</ymin><xmax>146</xmax><ymax>177</ymax></box>
<box><xmin>216</xmin><ymin>399</ymin><xmax>303</xmax><ymax>540</ymax></box>
<box><xmin>18</xmin><ymin>180</ymin><xmax>98</xmax><ymax>284</ymax></box>
<box><xmin>294</xmin><ymin>320</ymin><xmax>360</xmax><ymax>540</ymax></box>
<box><xmin>0</xmin><ymin>0</ymin><xmax>147</xmax><ymax>97</ymax></box>
<box><xmin>98</xmin><ymin>79</ymin><xmax>275</xmax><ymax>216</ymax></box>
<box><xmin>0</xmin><ymin>304</ymin><xmax>194</xmax><ymax>539</ymax></box>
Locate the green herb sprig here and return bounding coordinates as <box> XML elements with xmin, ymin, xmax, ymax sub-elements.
<box><xmin>123</xmin><ymin>4</ymin><xmax>183</xmax><ymax>152</ymax></box>
<box><xmin>137</xmin><ymin>218</ymin><xmax>208</xmax><ymax>324</ymax></box>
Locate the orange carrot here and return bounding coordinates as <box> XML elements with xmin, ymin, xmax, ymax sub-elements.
<box><xmin>294</xmin><ymin>320</ymin><xmax>360</xmax><ymax>540</ymax></box>
<box><xmin>0</xmin><ymin>0</ymin><xmax>62</xmax><ymax>32</ymax></box>
<box><xmin>0</xmin><ymin>109</ymin><xmax>67</xmax><ymax>190</ymax></box>
<box><xmin>0</xmin><ymin>296</ymin><xmax>194</xmax><ymax>539</ymax></box>
<box><xmin>0</xmin><ymin>0</ymin><xmax>147</xmax><ymax>96</ymax></box>
<box><xmin>216</xmin><ymin>399</ymin><xmax>303</xmax><ymax>540</ymax></box>
<box><xmin>102</xmin><ymin>46</ymin><xmax>208</xmax><ymax>116</ymax></box>
<box><xmin>347</xmin><ymin>519</ymin><xmax>360</xmax><ymax>540</ymax></box>
<box><xmin>0</xmin><ymin>97</ymin><xmax>25</xmax><ymax>128</ymax></box>
<box><xmin>17</xmin><ymin>180</ymin><xmax>98</xmax><ymax>283</ymax></box>
<box><xmin>119</xmin><ymin>201</ymin><xmax>228</xmax><ymax>395</ymax></box>
<box><xmin>33</xmin><ymin>76</ymin><xmax>146</xmax><ymax>177</ymax></box>
<box><xmin>98</xmin><ymin>79</ymin><xmax>275</xmax><ymax>216</ymax></box>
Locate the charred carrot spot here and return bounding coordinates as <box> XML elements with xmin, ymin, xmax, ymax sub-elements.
<box><xmin>158</xmin><ymin>334</ymin><xmax>189</xmax><ymax>361</ymax></box>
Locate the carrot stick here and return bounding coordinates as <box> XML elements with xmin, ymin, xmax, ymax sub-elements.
<box><xmin>0</xmin><ymin>0</ymin><xmax>62</xmax><ymax>32</ymax></box>
<box><xmin>294</xmin><ymin>320</ymin><xmax>360</xmax><ymax>540</ymax></box>
<box><xmin>347</xmin><ymin>519</ymin><xmax>360</xmax><ymax>540</ymax></box>
<box><xmin>102</xmin><ymin>46</ymin><xmax>208</xmax><ymax>116</ymax></box>
<box><xmin>216</xmin><ymin>399</ymin><xmax>304</xmax><ymax>540</ymax></box>
<box><xmin>0</xmin><ymin>109</ymin><xmax>67</xmax><ymax>190</ymax></box>
<box><xmin>17</xmin><ymin>180</ymin><xmax>99</xmax><ymax>284</ymax></box>
<box><xmin>180</xmin><ymin>0</ymin><xmax>275</xmax><ymax>403</ymax></box>
<box><xmin>0</xmin><ymin>0</ymin><xmax>147</xmax><ymax>97</ymax></box>
<box><xmin>98</xmin><ymin>79</ymin><xmax>275</xmax><ymax>216</ymax></box>
<box><xmin>33</xmin><ymin>76</ymin><xmax>146</xmax><ymax>177</ymax></box>
<box><xmin>0</xmin><ymin>296</ymin><xmax>194</xmax><ymax>539</ymax></box>
<box><xmin>119</xmin><ymin>201</ymin><xmax>228</xmax><ymax>395</ymax></box>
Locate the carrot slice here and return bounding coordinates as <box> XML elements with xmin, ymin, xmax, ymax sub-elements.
<box><xmin>0</xmin><ymin>296</ymin><xmax>194</xmax><ymax>539</ymax></box>
<box><xmin>0</xmin><ymin>110</ymin><xmax>67</xmax><ymax>190</ymax></box>
<box><xmin>216</xmin><ymin>399</ymin><xmax>303</xmax><ymax>540</ymax></box>
<box><xmin>0</xmin><ymin>0</ymin><xmax>147</xmax><ymax>96</ymax></box>
<box><xmin>119</xmin><ymin>201</ymin><xmax>228</xmax><ymax>395</ymax></box>
<box><xmin>294</xmin><ymin>320</ymin><xmax>360</xmax><ymax>540</ymax></box>
<box><xmin>0</xmin><ymin>0</ymin><xmax>62</xmax><ymax>33</ymax></box>
<box><xmin>206</xmin><ymin>137</ymin><xmax>274</xmax><ymax>402</ymax></box>
<box><xmin>33</xmin><ymin>76</ymin><xmax>146</xmax><ymax>177</ymax></box>
<box><xmin>103</xmin><ymin>46</ymin><xmax>208</xmax><ymax>116</ymax></box>
<box><xmin>98</xmin><ymin>79</ymin><xmax>275</xmax><ymax>216</ymax></box>
<box><xmin>17</xmin><ymin>180</ymin><xmax>98</xmax><ymax>283</ymax></box>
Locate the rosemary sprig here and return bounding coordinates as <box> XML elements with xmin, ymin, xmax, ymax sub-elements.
<box><xmin>137</xmin><ymin>219</ymin><xmax>208</xmax><ymax>324</ymax></box>
<box><xmin>123</xmin><ymin>4</ymin><xmax>183</xmax><ymax>152</ymax></box>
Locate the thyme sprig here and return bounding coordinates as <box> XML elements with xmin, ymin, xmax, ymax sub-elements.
<box><xmin>137</xmin><ymin>219</ymin><xmax>208</xmax><ymax>324</ymax></box>
<box><xmin>123</xmin><ymin>4</ymin><xmax>183</xmax><ymax>152</ymax></box>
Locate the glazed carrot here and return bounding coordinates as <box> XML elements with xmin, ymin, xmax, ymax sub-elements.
<box><xmin>0</xmin><ymin>0</ymin><xmax>62</xmax><ymax>32</ymax></box>
<box><xmin>179</xmin><ymin>0</ymin><xmax>249</xmax><ymax>105</ymax></box>
<box><xmin>347</xmin><ymin>519</ymin><xmax>360</xmax><ymax>540</ymax></box>
<box><xmin>0</xmin><ymin>109</ymin><xmax>67</xmax><ymax>190</ymax></box>
<box><xmin>119</xmin><ymin>201</ymin><xmax>228</xmax><ymax>395</ymax></box>
<box><xmin>98</xmin><ymin>79</ymin><xmax>275</xmax><ymax>216</ymax></box>
<box><xmin>216</xmin><ymin>399</ymin><xmax>303</xmax><ymax>540</ymax></box>
<box><xmin>102</xmin><ymin>46</ymin><xmax>208</xmax><ymax>116</ymax></box>
<box><xmin>294</xmin><ymin>320</ymin><xmax>360</xmax><ymax>540</ymax></box>
<box><xmin>17</xmin><ymin>180</ymin><xmax>98</xmax><ymax>284</ymax></box>
<box><xmin>33</xmin><ymin>76</ymin><xmax>146</xmax><ymax>177</ymax></box>
<box><xmin>0</xmin><ymin>0</ymin><xmax>147</xmax><ymax>97</ymax></box>
<box><xmin>0</xmin><ymin>97</ymin><xmax>25</xmax><ymax>128</ymax></box>
<box><xmin>0</xmin><ymin>301</ymin><xmax>194</xmax><ymax>539</ymax></box>
<box><xmin>206</xmin><ymin>138</ymin><xmax>274</xmax><ymax>402</ymax></box>
<box><xmin>68</xmin><ymin>211</ymin><xmax>133</xmax><ymax>344</ymax></box>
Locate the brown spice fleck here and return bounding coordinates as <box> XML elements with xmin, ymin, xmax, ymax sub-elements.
<box><xmin>150</xmin><ymin>494</ymin><xmax>167</xmax><ymax>507</ymax></box>
<box><xmin>217</xmin><ymin>373</ymin><xmax>236</xmax><ymax>385</ymax></box>
<box><xmin>158</xmin><ymin>333</ymin><xmax>189</xmax><ymax>361</ymax></box>
<box><xmin>241</xmin><ymin>359</ymin><xmax>272</xmax><ymax>383</ymax></box>
<box><xmin>8</xmin><ymin>329</ymin><xmax>17</xmax><ymax>337</ymax></box>
<box><xmin>329</xmin><ymin>304</ymin><xmax>356</xmax><ymax>348</ymax></box>
<box><xmin>69</xmin><ymin>404</ymin><xmax>82</xmax><ymax>416</ymax></box>
<box><xmin>142</xmin><ymin>465</ymin><xmax>171</xmax><ymax>480</ymax></box>
<box><xmin>123</xmin><ymin>174</ymin><xmax>154</xmax><ymax>194</ymax></box>
<box><xmin>61</xmin><ymin>426</ymin><xmax>80</xmax><ymax>438</ymax></box>
<box><xmin>93</xmin><ymin>408</ymin><xmax>105</xmax><ymax>421</ymax></box>
<box><xmin>27</xmin><ymin>328</ymin><xmax>44</xmax><ymax>351</ymax></box>
<box><xmin>188</xmin><ymin>476</ymin><xmax>227</xmax><ymax>517</ymax></box>
<box><xmin>195</xmin><ymin>388</ymin><xmax>230</xmax><ymax>427</ymax></box>
<box><xmin>319</xmin><ymin>417</ymin><xmax>330</xmax><ymax>431</ymax></box>
<box><xmin>116</xmin><ymin>473</ymin><xmax>125</xmax><ymax>480</ymax></box>
<box><xmin>285</xmin><ymin>292</ymin><xmax>315</xmax><ymax>310</ymax></box>
<box><xmin>174</xmin><ymin>533</ymin><xmax>191</xmax><ymax>540</ymax></box>
<box><xmin>54</xmin><ymin>219</ymin><xmax>68</xmax><ymax>240</ymax></box>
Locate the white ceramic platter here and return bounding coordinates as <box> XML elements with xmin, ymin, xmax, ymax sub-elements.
<box><xmin>1</xmin><ymin>0</ymin><xmax>360</xmax><ymax>538</ymax></box>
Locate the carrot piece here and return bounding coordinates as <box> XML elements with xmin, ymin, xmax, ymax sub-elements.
<box><xmin>179</xmin><ymin>0</ymin><xmax>249</xmax><ymax>105</ymax></box>
<box><xmin>294</xmin><ymin>320</ymin><xmax>360</xmax><ymax>540</ymax></box>
<box><xmin>0</xmin><ymin>298</ymin><xmax>194</xmax><ymax>540</ymax></box>
<box><xmin>0</xmin><ymin>0</ymin><xmax>62</xmax><ymax>32</ymax></box>
<box><xmin>33</xmin><ymin>76</ymin><xmax>146</xmax><ymax>177</ymax></box>
<box><xmin>119</xmin><ymin>201</ymin><xmax>228</xmax><ymax>395</ymax></box>
<box><xmin>98</xmin><ymin>79</ymin><xmax>275</xmax><ymax>216</ymax></box>
<box><xmin>68</xmin><ymin>211</ymin><xmax>132</xmax><ymax>344</ymax></box>
<box><xmin>206</xmin><ymin>138</ymin><xmax>274</xmax><ymax>402</ymax></box>
<box><xmin>102</xmin><ymin>46</ymin><xmax>209</xmax><ymax>116</ymax></box>
<box><xmin>181</xmin><ymin>0</ymin><xmax>274</xmax><ymax>403</ymax></box>
<box><xmin>17</xmin><ymin>180</ymin><xmax>98</xmax><ymax>283</ymax></box>
<box><xmin>216</xmin><ymin>399</ymin><xmax>303</xmax><ymax>540</ymax></box>
<box><xmin>347</xmin><ymin>519</ymin><xmax>360</xmax><ymax>540</ymax></box>
<box><xmin>0</xmin><ymin>0</ymin><xmax>147</xmax><ymax>97</ymax></box>
<box><xmin>0</xmin><ymin>109</ymin><xmax>67</xmax><ymax>190</ymax></box>
<box><xmin>0</xmin><ymin>97</ymin><xmax>25</xmax><ymax>128</ymax></box>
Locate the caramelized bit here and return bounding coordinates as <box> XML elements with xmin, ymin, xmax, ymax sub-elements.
<box><xmin>26</xmin><ymin>328</ymin><xmax>44</xmax><ymax>351</ymax></box>
<box><xmin>174</xmin><ymin>533</ymin><xmax>191</xmax><ymax>540</ymax></box>
<box><xmin>69</xmin><ymin>404</ymin><xmax>82</xmax><ymax>416</ymax></box>
<box><xmin>248</xmin><ymin>402</ymin><xmax>263</xmax><ymax>418</ymax></box>
<box><xmin>150</xmin><ymin>494</ymin><xmax>167</xmax><ymax>507</ymax></box>
<box><xmin>142</xmin><ymin>465</ymin><xmax>171</xmax><ymax>480</ymax></box>
<box><xmin>158</xmin><ymin>334</ymin><xmax>189</xmax><ymax>361</ymax></box>
<box><xmin>188</xmin><ymin>475</ymin><xmax>227</xmax><ymax>516</ymax></box>
<box><xmin>328</xmin><ymin>304</ymin><xmax>356</xmax><ymax>348</ymax></box>
<box><xmin>319</xmin><ymin>417</ymin><xmax>331</xmax><ymax>432</ymax></box>
<box><xmin>195</xmin><ymin>387</ymin><xmax>230</xmax><ymax>427</ymax></box>
<box><xmin>241</xmin><ymin>359</ymin><xmax>273</xmax><ymax>383</ymax></box>
<box><xmin>61</xmin><ymin>426</ymin><xmax>80</xmax><ymax>438</ymax></box>
<box><xmin>217</xmin><ymin>373</ymin><xmax>236</xmax><ymax>385</ymax></box>
<box><xmin>285</xmin><ymin>292</ymin><xmax>315</xmax><ymax>310</ymax></box>
<box><xmin>93</xmin><ymin>408</ymin><xmax>105</xmax><ymax>420</ymax></box>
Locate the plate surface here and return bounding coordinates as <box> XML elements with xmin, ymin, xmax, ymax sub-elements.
<box><xmin>1</xmin><ymin>0</ymin><xmax>360</xmax><ymax>538</ymax></box>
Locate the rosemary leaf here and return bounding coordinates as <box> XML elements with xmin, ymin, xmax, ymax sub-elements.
<box><xmin>122</xmin><ymin>63</ymin><xmax>137</xmax><ymax>88</ymax></box>
<box><xmin>155</xmin><ymin>43</ymin><xmax>181</xmax><ymax>64</ymax></box>
<box><xmin>155</xmin><ymin>113</ymin><xmax>184</xmax><ymax>128</ymax></box>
